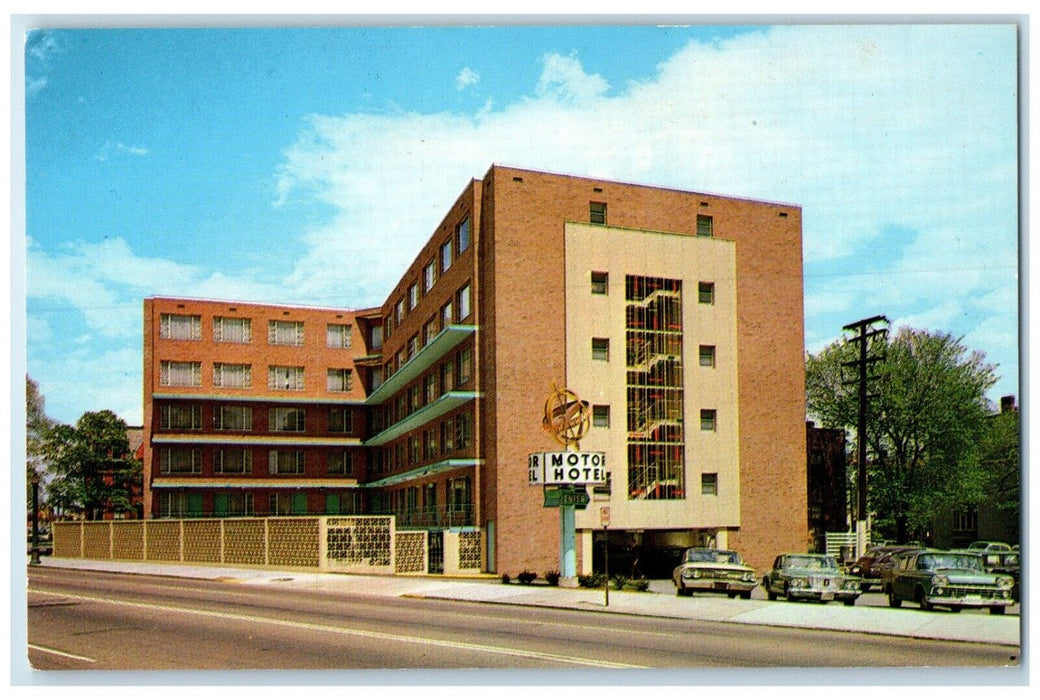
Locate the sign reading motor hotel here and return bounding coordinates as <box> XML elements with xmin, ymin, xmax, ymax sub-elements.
<box><xmin>528</xmin><ymin>451</ymin><xmax>607</xmax><ymax>485</ymax></box>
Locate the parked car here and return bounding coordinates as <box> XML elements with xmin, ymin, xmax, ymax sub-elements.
<box><xmin>762</xmin><ymin>553</ymin><xmax>861</xmax><ymax>605</ymax></box>
<box><xmin>886</xmin><ymin>549</ymin><xmax>1014</xmax><ymax>614</ymax></box>
<box><xmin>672</xmin><ymin>547</ymin><xmax>757</xmax><ymax>598</ymax></box>
<box><xmin>847</xmin><ymin>545</ymin><xmax>918</xmax><ymax>591</ymax></box>
<box><xmin>966</xmin><ymin>541</ymin><xmax>1013</xmax><ymax>553</ymax></box>
<box><xmin>972</xmin><ymin>550</ymin><xmax>1021</xmax><ymax>602</ymax></box>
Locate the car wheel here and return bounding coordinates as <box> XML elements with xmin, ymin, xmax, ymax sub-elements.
<box><xmin>740</xmin><ymin>590</ymin><xmax>752</xmax><ymax>600</ymax></box>
<box><xmin>989</xmin><ymin>606</ymin><xmax>1006</xmax><ymax>615</ymax></box>
<box><xmin>727</xmin><ymin>592</ymin><xmax>737</xmax><ymax>599</ymax></box>
<box><xmin>860</xmin><ymin>583</ymin><xmax>871</xmax><ymax>592</ymax></box>
<box><xmin>843</xmin><ymin>598</ymin><xmax>856</xmax><ymax>607</ymax></box>
<box><xmin>764</xmin><ymin>578</ymin><xmax>777</xmax><ymax>600</ymax></box>
<box><xmin>948</xmin><ymin>606</ymin><xmax>961</xmax><ymax>613</ymax></box>
<box><xmin>782</xmin><ymin>582</ymin><xmax>792</xmax><ymax>601</ymax></box>
<box><xmin>888</xmin><ymin>590</ymin><xmax>902</xmax><ymax>608</ymax></box>
<box><xmin>917</xmin><ymin>589</ymin><xmax>932</xmax><ymax>611</ymax></box>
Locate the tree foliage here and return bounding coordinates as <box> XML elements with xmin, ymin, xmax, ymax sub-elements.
<box><xmin>26</xmin><ymin>375</ymin><xmax>55</xmax><ymax>504</ymax></box>
<box><xmin>806</xmin><ymin>328</ymin><xmax>998</xmax><ymax>543</ymax></box>
<box><xmin>43</xmin><ymin>410</ymin><xmax>141</xmax><ymax>520</ymax></box>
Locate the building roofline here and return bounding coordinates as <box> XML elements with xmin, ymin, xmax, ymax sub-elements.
<box><xmin>145</xmin><ymin>295</ymin><xmax>379</xmax><ymax>316</ymax></box>
<box><xmin>485</xmin><ymin>163</ymin><xmax>802</xmax><ymax>210</ymax></box>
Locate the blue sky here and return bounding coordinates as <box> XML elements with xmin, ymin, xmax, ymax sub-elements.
<box><xmin>20</xmin><ymin>23</ymin><xmax>1020</xmax><ymax>426</ymax></box>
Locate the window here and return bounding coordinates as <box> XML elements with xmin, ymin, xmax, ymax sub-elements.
<box><xmin>329</xmin><ymin>407</ymin><xmax>353</xmax><ymax>433</ymax></box>
<box><xmin>215</xmin><ymin>405</ymin><xmax>252</xmax><ymax>431</ymax></box>
<box><xmin>424</xmin><ymin>373</ymin><xmax>439</xmax><ymax>404</ymax></box>
<box><xmin>160</xmin><ymin>404</ymin><xmax>201</xmax><ymax>430</ymax></box>
<box><xmin>328</xmin><ymin>450</ymin><xmax>353</xmax><ymax>475</ymax></box>
<box><xmin>701</xmin><ymin>473</ymin><xmax>719</xmax><ymax>496</ymax></box>
<box><xmin>424</xmin><ymin>317</ymin><xmax>438</xmax><ymax>346</ymax></box>
<box><xmin>160</xmin><ymin>492</ymin><xmax>202</xmax><ymax>518</ymax></box>
<box><xmin>441</xmin><ymin>238</ymin><xmax>453</xmax><ymax>273</ymax></box>
<box><xmin>327</xmin><ymin>323</ymin><xmax>352</xmax><ymax>349</ymax></box>
<box><xmin>593</xmin><ymin>405</ymin><xmax>611</xmax><ymax>428</ymax></box>
<box><xmin>214</xmin><ymin>492</ymin><xmax>253</xmax><ymax>517</ymax></box>
<box><xmin>458</xmin><ymin>283</ymin><xmax>472</xmax><ymax>321</ymax></box>
<box><xmin>590</xmin><ymin>201</ymin><xmax>607</xmax><ymax>225</ymax></box>
<box><xmin>456</xmin><ymin>412</ymin><xmax>473</xmax><ymax>449</ymax></box>
<box><xmin>160</xmin><ymin>361</ymin><xmax>202</xmax><ymax>387</ymax></box>
<box><xmin>591</xmin><ymin>271</ymin><xmax>609</xmax><ymax>295</ymax></box>
<box><xmin>269</xmin><ymin>491</ymin><xmax>307</xmax><ymax>514</ymax></box>
<box><xmin>408</xmin><ymin>283</ymin><xmax>419</xmax><ymax>311</ymax></box>
<box><xmin>327</xmin><ymin>368</ymin><xmax>353</xmax><ymax>392</ymax></box>
<box><xmin>700</xmin><ymin>409</ymin><xmax>717</xmax><ymax>432</ymax></box>
<box><xmin>441</xmin><ymin>359</ymin><xmax>455</xmax><ymax>392</ymax></box>
<box><xmin>371</xmin><ymin>325</ymin><xmax>383</xmax><ymax>350</ymax></box>
<box><xmin>458</xmin><ymin>217</ymin><xmax>471</xmax><ymax>253</ymax></box>
<box><xmin>409</xmin><ymin>385</ymin><xmax>422</xmax><ymax>412</ymax></box>
<box><xmin>269</xmin><ymin>407</ymin><xmax>306</xmax><ymax>432</ymax></box>
<box><xmin>699</xmin><ymin>345</ymin><xmax>716</xmax><ymax>368</ymax></box>
<box><xmin>213</xmin><ymin>316</ymin><xmax>251</xmax><ymax>343</ymax></box>
<box><xmin>408</xmin><ymin>334</ymin><xmax>420</xmax><ymax>359</ymax></box>
<box><xmin>698</xmin><ymin>282</ymin><xmax>715</xmax><ymax>305</ymax></box>
<box><xmin>424</xmin><ymin>426</ymin><xmax>439</xmax><ymax>459</ymax></box>
<box><xmin>592</xmin><ymin>337</ymin><xmax>610</xmax><ymax>361</ymax></box>
<box><xmin>215</xmin><ymin>449</ymin><xmax>252</xmax><ymax>474</ymax></box>
<box><xmin>268</xmin><ymin>449</ymin><xmax>304</xmax><ymax>475</ymax></box>
<box><xmin>213</xmin><ymin>363</ymin><xmax>251</xmax><ymax>388</ymax></box>
<box><xmin>269</xmin><ymin>365</ymin><xmax>305</xmax><ymax>391</ymax></box>
<box><xmin>409</xmin><ymin>435</ymin><xmax>421</xmax><ymax>465</ymax></box>
<box><xmin>457</xmin><ymin>347</ymin><xmax>473</xmax><ymax>385</ymax></box>
<box><xmin>160</xmin><ymin>448</ymin><xmax>201</xmax><ymax>474</ymax></box>
<box><xmin>424</xmin><ymin>259</ymin><xmax>437</xmax><ymax>293</ymax></box>
<box><xmin>441</xmin><ymin>417</ymin><xmax>456</xmax><ymax>453</ymax></box>
<box><xmin>396</xmin><ymin>298</ymin><xmax>406</xmax><ymax>325</ymax></box>
<box><xmin>442</xmin><ymin>300</ymin><xmax>454</xmax><ymax>328</ymax></box>
<box><xmin>160</xmin><ymin>313</ymin><xmax>202</xmax><ymax>340</ymax></box>
<box><xmin>696</xmin><ymin>214</ymin><xmax>714</xmax><ymax>238</ymax></box>
<box><xmin>268</xmin><ymin>320</ymin><xmax>304</xmax><ymax>346</ymax></box>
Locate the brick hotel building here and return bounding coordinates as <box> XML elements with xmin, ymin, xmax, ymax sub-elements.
<box><xmin>142</xmin><ymin>164</ymin><xmax>807</xmax><ymax>574</ymax></box>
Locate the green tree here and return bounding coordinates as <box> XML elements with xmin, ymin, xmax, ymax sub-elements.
<box><xmin>978</xmin><ymin>399</ymin><xmax>1020</xmax><ymax>524</ymax></box>
<box><xmin>26</xmin><ymin>375</ymin><xmax>55</xmax><ymax>504</ymax></box>
<box><xmin>806</xmin><ymin>328</ymin><xmax>997</xmax><ymax>543</ymax></box>
<box><xmin>43</xmin><ymin>410</ymin><xmax>142</xmax><ymax>520</ymax></box>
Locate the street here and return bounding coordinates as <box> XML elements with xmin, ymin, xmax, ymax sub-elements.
<box><xmin>27</xmin><ymin>567</ymin><xmax>1019</xmax><ymax>671</ymax></box>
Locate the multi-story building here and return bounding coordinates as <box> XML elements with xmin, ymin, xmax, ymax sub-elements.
<box><xmin>142</xmin><ymin>164</ymin><xmax>807</xmax><ymax>573</ymax></box>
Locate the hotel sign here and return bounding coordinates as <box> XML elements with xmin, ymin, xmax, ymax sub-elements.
<box><xmin>528</xmin><ymin>451</ymin><xmax>607</xmax><ymax>485</ymax></box>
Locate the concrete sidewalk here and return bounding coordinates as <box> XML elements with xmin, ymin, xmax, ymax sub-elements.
<box><xmin>30</xmin><ymin>557</ymin><xmax>1021</xmax><ymax>647</ymax></box>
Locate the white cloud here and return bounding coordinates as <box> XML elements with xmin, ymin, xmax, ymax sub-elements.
<box><xmin>94</xmin><ymin>140</ymin><xmax>149</xmax><ymax>161</ymax></box>
<box><xmin>27</xmin><ymin>25</ymin><xmax>1020</xmax><ymax>421</ymax></box>
<box><xmin>456</xmin><ymin>67</ymin><xmax>480</xmax><ymax>91</ymax></box>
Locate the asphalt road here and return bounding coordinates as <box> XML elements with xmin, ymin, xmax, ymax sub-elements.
<box><xmin>26</xmin><ymin>567</ymin><xmax>1020</xmax><ymax>672</ymax></box>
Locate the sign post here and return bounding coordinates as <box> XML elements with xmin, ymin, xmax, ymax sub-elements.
<box><xmin>600</xmin><ymin>506</ymin><xmax>611</xmax><ymax>607</ymax></box>
<box><xmin>529</xmin><ymin>385</ymin><xmax>605</xmax><ymax>587</ymax></box>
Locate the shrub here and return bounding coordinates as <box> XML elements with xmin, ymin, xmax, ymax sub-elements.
<box><xmin>611</xmin><ymin>574</ymin><xmax>628</xmax><ymax>590</ymax></box>
<box><xmin>517</xmin><ymin>570</ymin><xmax>537</xmax><ymax>585</ymax></box>
<box><xmin>544</xmin><ymin>570</ymin><xmax>561</xmax><ymax>586</ymax></box>
<box><xmin>578</xmin><ymin>573</ymin><xmax>605</xmax><ymax>588</ymax></box>
<box><xmin>633</xmin><ymin>576</ymin><xmax>650</xmax><ymax>592</ymax></box>
<box><xmin>501</xmin><ymin>573</ymin><xmax>511</xmax><ymax>584</ymax></box>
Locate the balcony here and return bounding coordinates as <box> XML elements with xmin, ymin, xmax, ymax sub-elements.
<box><xmin>366</xmin><ymin>324</ymin><xmax>477</xmax><ymax>406</ymax></box>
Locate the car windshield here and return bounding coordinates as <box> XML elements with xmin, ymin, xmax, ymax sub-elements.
<box><xmin>685</xmin><ymin>549</ymin><xmax>741</xmax><ymax>564</ymax></box>
<box><xmin>918</xmin><ymin>553</ymin><xmax>984</xmax><ymax>571</ymax></box>
<box><xmin>786</xmin><ymin>555</ymin><xmax>836</xmax><ymax>570</ymax></box>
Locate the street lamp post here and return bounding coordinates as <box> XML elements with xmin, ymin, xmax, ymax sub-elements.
<box><xmin>30</xmin><ymin>471</ymin><xmax>42</xmax><ymax>565</ymax></box>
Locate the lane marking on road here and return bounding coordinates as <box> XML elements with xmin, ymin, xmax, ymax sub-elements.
<box><xmin>28</xmin><ymin>588</ymin><xmax>645</xmax><ymax>669</ymax></box>
<box><xmin>28</xmin><ymin>644</ymin><xmax>97</xmax><ymax>663</ymax></box>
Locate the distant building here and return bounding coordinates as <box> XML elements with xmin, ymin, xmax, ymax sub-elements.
<box><xmin>141</xmin><ymin>164</ymin><xmax>808</xmax><ymax>574</ymax></box>
<box><xmin>806</xmin><ymin>422</ymin><xmax>848</xmax><ymax>551</ymax></box>
<box><xmin>933</xmin><ymin>395</ymin><xmax>1020</xmax><ymax>548</ymax></box>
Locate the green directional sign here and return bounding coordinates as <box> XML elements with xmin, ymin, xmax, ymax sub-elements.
<box><xmin>543</xmin><ymin>486</ymin><xmax>590</xmax><ymax>509</ymax></box>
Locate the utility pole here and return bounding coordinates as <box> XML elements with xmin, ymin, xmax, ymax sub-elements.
<box><xmin>842</xmin><ymin>315</ymin><xmax>889</xmax><ymax>557</ymax></box>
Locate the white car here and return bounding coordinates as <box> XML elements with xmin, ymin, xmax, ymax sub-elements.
<box><xmin>672</xmin><ymin>547</ymin><xmax>757</xmax><ymax>598</ymax></box>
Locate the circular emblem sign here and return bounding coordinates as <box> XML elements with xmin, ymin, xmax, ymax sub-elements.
<box><xmin>542</xmin><ymin>385</ymin><xmax>591</xmax><ymax>448</ymax></box>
